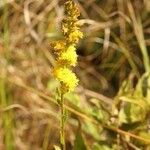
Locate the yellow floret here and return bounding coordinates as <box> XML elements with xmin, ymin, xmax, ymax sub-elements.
<box><xmin>58</xmin><ymin>45</ymin><xmax>77</xmax><ymax>66</ymax></box>
<box><xmin>68</xmin><ymin>30</ymin><xmax>83</xmax><ymax>43</ymax></box>
<box><xmin>54</xmin><ymin>42</ymin><xmax>66</xmax><ymax>50</ymax></box>
<box><xmin>51</xmin><ymin>41</ymin><xmax>66</xmax><ymax>54</ymax></box>
<box><xmin>65</xmin><ymin>0</ymin><xmax>80</xmax><ymax>19</ymax></box>
<box><xmin>53</xmin><ymin>67</ymin><xmax>79</xmax><ymax>93</ymax></box>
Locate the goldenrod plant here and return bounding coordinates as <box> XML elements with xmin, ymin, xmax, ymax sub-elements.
<box><xmin>52</xmin><ymin>0</ymin><xmax>83</xmax><ymax>149</ymax></box>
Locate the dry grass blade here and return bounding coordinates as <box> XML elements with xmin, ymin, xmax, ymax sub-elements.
<box><xmin>127</xmin><ymin>0</ymin><xmax>150</xmax><ymax>72</ymax></box>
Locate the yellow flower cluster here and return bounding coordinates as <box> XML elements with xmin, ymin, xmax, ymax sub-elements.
<box><xmin>52</xmin><ymin>0</ymin><xmax>83</xmax><ymax>93</ymax></box>
<box><xmin>57</xmin><ymin>45</ymin><xmax>78</xmax><ymax>66</ymax></box>
<box><xmin>62</xmin><ymin>0</ymin><xmax>83</xmax><ymax>44</ymax></box>
<box><xmin>53</xmin><ymin>67</ymin><xmax>79</xmax><ymax>93</ymax></box>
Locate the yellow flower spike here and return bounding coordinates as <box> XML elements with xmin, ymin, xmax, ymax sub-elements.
<box><xmin>52</xmin><ymin>0</ymin><xmax>82</xmax><ymax>93</ymax></box>
<box><xmin>53</xmin><ymin>67</ymin><xmax>79</xmax><ymax>93</ymax></box>
<box><xmin>57</xmin><ymin>45</ymin><xmax>77</xmax><ymax>66</ymax></box>
<box><xmin>62</xmin><ymin>0</ymin><xmax>83</xmax><ymax>44</ymax></box>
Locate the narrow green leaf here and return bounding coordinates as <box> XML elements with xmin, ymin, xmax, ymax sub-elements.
<box><xmin>74</xmin><ymin>132</ymin><xmax>87</xmax><ymax>150</ymax></box>
<box><xmin>92</xmin><ymin>143</ymin><xmax>112</xmax><ymax>150</ymax></box>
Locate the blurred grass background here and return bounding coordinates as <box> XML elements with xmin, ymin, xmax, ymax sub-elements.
<box><xmin>0</xmin><ymin>0</ymin><xmax>150</xmax><ymax>149</ymax></box>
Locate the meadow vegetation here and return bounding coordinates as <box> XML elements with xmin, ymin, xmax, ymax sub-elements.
<box><xmin>0</xmin><ymin>0</ymin><xmax>150</xmax><ymax>149</ymax></box>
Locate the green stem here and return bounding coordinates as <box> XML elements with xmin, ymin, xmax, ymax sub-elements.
<box><xmin>140</xmin><ymin>39</ymin><xmax>150</xmax><ymax>73</ymax></box>
<box><xmin>0</xmin><ymin>71</ymin><xmax>14</xmax><ymax>150</ymax></box>
<box><xmin>60</xmin><ymin>93</ymin><xmax>66</xmax><ymax>150</ymax></box>
<box><xmin>1</xmin><ymin>0</ymin><xmax>14</xmax><ymax>149</ymax></box>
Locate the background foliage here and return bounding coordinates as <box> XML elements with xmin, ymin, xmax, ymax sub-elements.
<box><xmin>0</xmin><ymin>0</ymin><xmax>150</xmax><ymax>149</ymax></box>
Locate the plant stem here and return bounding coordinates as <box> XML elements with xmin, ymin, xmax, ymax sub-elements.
<box><xmin>60</xmin><ymin>92</ymin><xmax>66</xmax><ymax>150</ymax></box>
<box><xmin>1</xmin><ymin>0</ymin><xmax>14</xmax><ymax>149</ymax></box>
<box><xmin>0</xmin><ymin>70</ymin><xmax>14</xmax><ymax>150</ymax></box>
